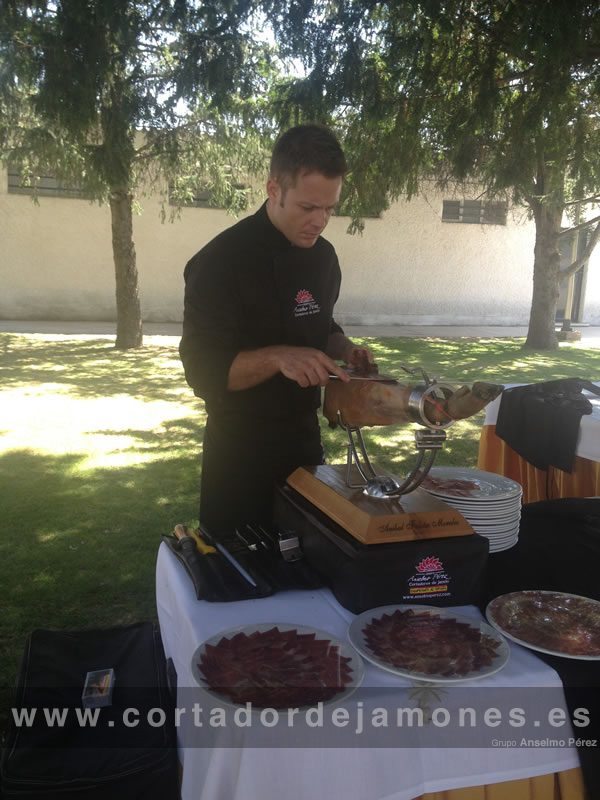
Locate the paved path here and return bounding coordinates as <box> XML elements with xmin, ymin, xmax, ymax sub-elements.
<box><xmin>2</xmin><ymin>319</ymin><xmax>600</xmax><ymax>346</ymax></box>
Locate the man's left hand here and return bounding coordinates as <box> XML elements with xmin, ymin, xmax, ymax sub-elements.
<box><xmin>342</xmin><ymin>343</ymin><xmax>375</xmax><ymax>368</ymax></box>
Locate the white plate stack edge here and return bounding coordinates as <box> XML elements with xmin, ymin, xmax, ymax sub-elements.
<box><xmin>421</xmin><ymin>466</ymin><xmax>523</xmax><ymax>553</ymax></box>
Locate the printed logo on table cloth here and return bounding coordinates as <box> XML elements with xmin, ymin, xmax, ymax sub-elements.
<box><xmin>405</xmin><ymin>556</ymin><xmax>451</xmax><ymax>598</ymax></box>
<box><xmin>294</xmin><ymin>289</ymin><xmax>321</xmax><ymax>318</ymax></box>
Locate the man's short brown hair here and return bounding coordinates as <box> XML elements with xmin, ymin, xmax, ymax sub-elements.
<box><xmin>269</xmin><ymin>124</ymin><xmax>348</xmax><ymax>189</ymax></box>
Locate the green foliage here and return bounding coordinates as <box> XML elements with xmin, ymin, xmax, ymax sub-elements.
<box><xmin>268</xmin><ymin>0</ymin><xmax>600</xmax><ymax>217</ymax></box>
<box><xmin>265</xmin><ymin>1</ymin><xmax>600</xmax><ymax>348</ymax></box>
<box><xmin>0</xmin><ymin>1</ymin><xmax>278</xmax><ymax>348</ymax></box>
<box><xmin>0</xmin><ymin>1</ymin><xmax>275</xmax><ymax>202</ymax></box>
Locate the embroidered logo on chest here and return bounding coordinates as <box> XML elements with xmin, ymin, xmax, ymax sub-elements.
<box><xmin>294</xmin><ymin>289</ymin><xmax>321</xmax><ymax>318</ymax></box>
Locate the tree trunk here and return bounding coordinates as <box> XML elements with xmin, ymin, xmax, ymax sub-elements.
<box><xmin>109</xmin><ymin>187</ymin><xmax>143</xmax><ymax>349</ymax></box>
<box><xmin>524</xmin><ymin>200</ymin><xmax>563</xmax><ymax>350</ymax></box>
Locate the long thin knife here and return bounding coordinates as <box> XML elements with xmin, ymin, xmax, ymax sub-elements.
<box><xmin>198</xmin><ymin>524</ymin><xmax>258</xmax><ymax>588</ymax></box>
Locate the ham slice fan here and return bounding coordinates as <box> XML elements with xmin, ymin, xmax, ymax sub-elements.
<box><xmin>323</xmin><ymin>359</ymin><xmax>503</xmax><ymax>428</ymax></box>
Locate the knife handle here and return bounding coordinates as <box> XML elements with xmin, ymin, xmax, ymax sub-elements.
<box><xmin>173</xmin><ymin>524</ymin><xmax>216</xmax><ymax>554</ymax></box>
<box><xmin>189</xmin><ymin>528</ymin><xmax>216</xmax><ymax>554</ymax></box>
<box><xmin>173</xmin><ymin>524</ymin><xmax>188</xmax><ymax>540</ymax></box>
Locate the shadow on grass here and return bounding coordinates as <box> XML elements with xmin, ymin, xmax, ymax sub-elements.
<box><xmin>1</xmin><ymin>334</ymin><xmax>188</xmax><ymax>402</ymax></box>
<box><xmin>3</xmin><ymin>333</ymin><xmax>599</xmax><ymax>403</ymax></box>
<box><xmin>320</xmin><ymin>412</ymin><xmax>485</xmax><ymax>478</ymax></box>
<box><xmin>350</xmin><ymin>336</ymin><xmax>600</xmax><ymax>386</ymax></box>
<box><xmin>0</xmin><ymin>425</ymin><xmax>205</xmax><ymax>693</ymax></box>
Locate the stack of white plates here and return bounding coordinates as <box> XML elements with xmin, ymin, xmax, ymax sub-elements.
<box><xmin>421</xmin><ymin>466</ymin><xmax>523</xmax><ymax>553</ymax></box>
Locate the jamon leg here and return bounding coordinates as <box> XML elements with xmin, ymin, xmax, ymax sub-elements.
<box><xmin>323</xmin><ymin>379</ymin><xmax>503</xmax><ymax>428</ymax></box>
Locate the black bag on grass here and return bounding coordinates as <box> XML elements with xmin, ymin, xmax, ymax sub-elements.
<box><xmin>1</xmin><ymin>622</ymin><xmax>178</xmax><ymax>799</ymax></box>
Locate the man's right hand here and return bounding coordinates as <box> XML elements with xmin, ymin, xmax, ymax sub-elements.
<box><xmin>274</xmin><ymin>346</ymin><xmax>350</xmax><ymax>388</ymax></box>
<box><xmin>227</xmin><ymin>345</ymin><xmax>350</xmax><ymax>391</ymax></box>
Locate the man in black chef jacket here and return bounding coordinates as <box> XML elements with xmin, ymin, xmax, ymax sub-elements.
<box><xmin>179</xmin><ymin>124</ymin><xmax>372</xmax><ymax>534</ymax></box>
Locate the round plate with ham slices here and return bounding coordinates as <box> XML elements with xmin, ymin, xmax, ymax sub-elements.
<box><xmin>348</xmin><ymin>605</ymin><xmax>510</xmax><ymax>684</ymax></box>
<box><xmin>421</xmin><ymin>466</ymin><xmax>522</xmax><ymax>500</ymax></box>
<box><xmin>486</xmin><ymin>591</ymin><xmax>600</xmax><ymax>660</ymax></box>
<box><xmin>192</xmin><ymin>623</ymin><xmax>364</xmax><ymax>711</ymax></box>
<box><xmin>421</xmin><ymin>467</ymin><xmax>523</xmax><ymax>553</ymax></box>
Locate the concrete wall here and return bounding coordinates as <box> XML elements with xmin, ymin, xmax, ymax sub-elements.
<box><xmin>2</xmin><ymin>163</ymin><xmax>589</xmax><ymax>326</ymax></box>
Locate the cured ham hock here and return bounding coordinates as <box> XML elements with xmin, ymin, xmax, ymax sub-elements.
<box><xmin>323</xmin><ymin>363</ymin><xmax>503</xmax><ymax>429</ymax></box>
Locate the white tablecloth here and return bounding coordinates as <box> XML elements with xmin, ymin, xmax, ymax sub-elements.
<box><xmin>156</xmin><ymin>544</ymin><xmax>580</xmax><ymax>800</ymax></box>
<box><xmin>483</xmin><ymin>385</ymin><xmax>600</xmax><ymax>463</ymax></box>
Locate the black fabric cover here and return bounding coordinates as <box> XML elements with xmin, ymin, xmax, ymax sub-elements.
<box><xmin>495</xmin><ymin>378</ymin><xmax>599</xmax><ymax>473</ymax></box>
<box><xmin>483</xmin><ymin>498</ymin><xmax>600</xmax><ymax>797</ymax></box>
<box><xmin>1</xmin><ymin>622</ymin><xmax>178</xmax><ymax>799</ymax></box>
<box><xmin>273</xmin><ymin>484</ymin><xmax>489</xmax><ymax>614</ymax></box>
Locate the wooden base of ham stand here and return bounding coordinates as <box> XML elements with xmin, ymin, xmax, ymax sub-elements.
<box><xmin>286</xmin><ymin>465</ymin><xmax>474</xmax><ymax>545</ymax></box>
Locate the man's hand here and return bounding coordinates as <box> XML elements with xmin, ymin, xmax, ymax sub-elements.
<box><xmin>327</xmin><ymin>332</ymin><xmax>375</xmax><ymax>368</ymax></box>
<box><xmin>342</xmin><ymin>344</ymin><xmax>375</xmax><ymax>368</ymax></box>
<box><xmin>227</xmin><ymin>345</ymin><xmax>350</xmax><ymax>391</ymax></box>
<box><xmin>275</xmin><ymin>346</ymin><xmax>350</xmax><ymax>388</ymax></box>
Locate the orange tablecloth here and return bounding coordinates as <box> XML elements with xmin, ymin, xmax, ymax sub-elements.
<box><xmin>418</xmin><ymin>766</ymin><xmax>584</xmax><ymax>798</ymax></box>
<box><xmin>478</xmin><ymin>424</ymin><xmax>600</xmax><ymax>503</ymax></box>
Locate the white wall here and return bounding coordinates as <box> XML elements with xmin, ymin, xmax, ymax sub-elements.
<box><xmin>580</xmin><ymin>233</ymin><xmax>600</xmax><ymax>323</ymax></box>
<box><xmin>0</xmin><ymin>164</ymin><xmax>557</xmax><ymax>325</ymax></box>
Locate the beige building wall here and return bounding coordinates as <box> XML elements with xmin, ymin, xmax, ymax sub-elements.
<box><xmin>0</xmin><ymin>163</ymin><xmax>563</xmax><ymax>325</ymax></box>
<box><xmin>577</xmin><ymin>219</ymin><xmax>600</xmax><ymax>324</ymax></box>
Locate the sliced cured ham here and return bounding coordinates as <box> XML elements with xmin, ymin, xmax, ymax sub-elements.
<box><xmin>420</xmin><ymin>475</ymin><xmax>481</xmax><ymax>496</ymax></box>
<box><xmin>487</xmin><ymin>591</ymin><xmax>600</xmax><ymax>657</ymax></box>
<box><xmin>197</xmin><ymin>627</ymin><xmax>354</xmax><ymax>708</ymax></box>
<box><xmin>364</xmin><ymin>609</ymin><xmax>502</xmax><ymax>677</ymax></box>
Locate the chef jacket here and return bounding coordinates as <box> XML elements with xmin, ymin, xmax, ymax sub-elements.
<box><xmin>179</xmin><ymin>201</ymin><xmax>344</xmax><ymax>420</ymax></box>
<box><xmin>179</xmin><ymin>201</ymin><xmax>345</xmax><ymax>533</ymax></box>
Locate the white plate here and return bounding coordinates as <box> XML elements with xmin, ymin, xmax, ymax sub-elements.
<box><xmin>481</xmin><ymin>531</ymin><xmax>519</xmax><ymax>542</ymax></box>
<box><xmin>455</xmin><ymin>501</ymin><xmax>521</xmax><ymax>512</ymax></box>
<box><xmin>489</xmin><ymin>542</ymin><xmax>518</xmax><ymax>553</ymax></box>
<box><xmin>483</xmin><ymin>533</ymin><xmax>519</xmax><ymax>545</ymax></box>
<box><xmin>486</xmin><ymin>591</ymin><xmax>600</xmax><ymax>660</ymax></box>
<box><xmin>469</xmin><ymin>513</ymin><xmax>521</xmax><ymax>525</ymax></box>
<box><xmin>191</xmin><ymin>622</ymin><xmax>364</xmax><ymax>711</ymax></box>
<box><xmin>422</xmin><ymin>467</ymin><xmax>522</xmax><ymax>501</ymax></box>
<box><xmin>471</xmin><ymin>517</ymin><xmax>520</xmax><ymax>529</ymax></box>
<box><xmin>436</xmin><ymin>495</ymin><xmax>522</xmax><ymax>508</ymax></box>
<box><xmin>348</xmin><ymin>605</ymin><xmax>510</xmax><ymax>684</ymax></box>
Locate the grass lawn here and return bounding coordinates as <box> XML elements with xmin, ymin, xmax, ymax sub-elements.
<box><xmin>1</xmin><ymin>330</ymin><xmax>598</xmax><ymax>723</ymax></box>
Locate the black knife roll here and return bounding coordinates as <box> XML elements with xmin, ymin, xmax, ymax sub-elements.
<box><xmin>273</xmin><ymin>484</ymin><xmax>489</xmax><ymax>614</ymax></box>
<box><xmin>161</xmin><ymin>531</ymin><xmax>322</xmax><ymax>602</ymax></box>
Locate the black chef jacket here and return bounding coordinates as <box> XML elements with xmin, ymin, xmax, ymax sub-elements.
<box><xmin>179</xmin><ymin>202</ymin><xmax>345</xmax><ymax>533</ymax></box>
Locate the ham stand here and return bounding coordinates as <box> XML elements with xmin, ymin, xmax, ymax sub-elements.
<box><xmin>286</xmin><ymin>369</ymin><xmax>474</xmax><ymax>544</ymax></box>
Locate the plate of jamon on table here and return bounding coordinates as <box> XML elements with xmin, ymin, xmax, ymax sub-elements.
<box><xmin>420</xmin><ymin>467</ymin><xmax>523</xmax><ymax>553</ymax></box>
<box><xmin>192</xmin><ymin>623</ymin><xmax>364</xmax><ymax>711</ymax></box>
<box><xmin>486</xmin><ymin>591</ymin><xmax>600</xmax><ymax>660</ymax></box>
<box><xmin>348</xmin><ymin>605</ymin><xmax>510</xmax><ymax>684</ymax></box>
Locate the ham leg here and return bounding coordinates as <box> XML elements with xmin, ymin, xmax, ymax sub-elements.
<box><xmin>323</xmin><ymin>378</ymin><xmax>503</xmax><ymax>428</ymax></box>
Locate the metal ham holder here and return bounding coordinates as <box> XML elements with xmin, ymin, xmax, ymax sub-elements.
<box><xmin>337</xmin><ymin>365</ymin><xmax>455</xmax><ymax>499</ymax></box>
<box><xmin>284</xmin><ymin>362</ymin><xmax>488</xmax><ymax>544</ymax></box>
